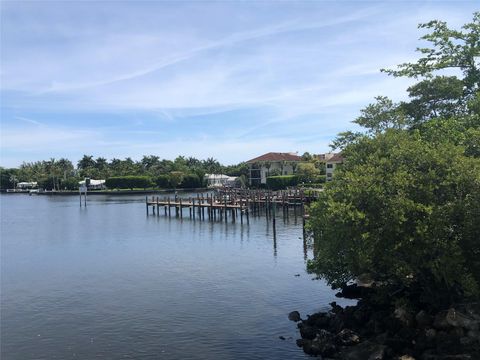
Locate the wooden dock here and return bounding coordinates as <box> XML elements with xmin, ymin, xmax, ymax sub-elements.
<box><xmin>145</xmin><ymin>188</ymin><xmax>314</xmax><ymax>224</ymax></box>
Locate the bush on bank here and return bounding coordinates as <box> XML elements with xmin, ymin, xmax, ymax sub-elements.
<box><xmin>105</xmin><ymin>176</ymin><xmax>155</xmax><ymax>189</ymax></box>
<box><xmin>266</xmin><ymin>175</ymin><xmax>298</xmax><ymax>190</ymax></box>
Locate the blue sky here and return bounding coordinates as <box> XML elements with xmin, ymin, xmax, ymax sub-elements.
<box><xmin>1</xmin><ymin>1</ymin><xmax>478</xmax><ymax>167</ymax></box>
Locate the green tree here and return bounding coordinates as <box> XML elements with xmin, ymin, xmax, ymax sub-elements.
<box><xmin>382</xmin><ymin>12</ymin><xmax>480</xmax><ymax>97</ymax></box>
<box><xmin>77</xmin><ymin>155</ymin><xmax>96</xmax><ymax>170</ymax></box>
<box><xmin>296</xmin><ymin>162</ymin><xmax>319</xmax><ymax>183</ymax></box>
<box><xmin>308</xmin><ymin>130</ymin><xmax>480</xmax><ymax>305</ymax></box>
<box><xmin>309</xmin><ymin>12</ymin><xmax>480</xmax><ymax>308</ymax></box>
<box><xmin>168</xmin><ymin>171</ymin><xmax>184</xmax><ymax>189</ymax></box>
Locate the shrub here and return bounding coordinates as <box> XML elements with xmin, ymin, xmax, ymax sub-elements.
<box><xmin>155</xmin><ymin>175</ymin><xmax>171</xmax><ymax>188</ymax></box>
<box><xmin>105</xmin><ymin>176</ymin><xmax>154</xmax><ymax>189</ymax></box>
<box><xmin>179</xmin><ymin>173</ymin><xmax>202</xmax><ymax>188</ymax></box>
<box><xmin>266</xmin><ymin>175</ymin><xmax>298</xmax><ymax>190</ymax></box>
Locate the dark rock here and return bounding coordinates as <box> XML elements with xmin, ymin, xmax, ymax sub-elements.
<box><xmin>306</xmin><ymin>312</ymin><xmax>331</xmax><ymax>328</ymax></box>
<box><xmin>416</xmin><ymin>311</ymin><xmax>433</xmax><ymax>329</ymax></box>
<box><xmin>299</xmin><ymin>323</ymin><xmax>318</xmax><ymax>340</ymax></box>
<box><xmin>336</xmin><ymin>328</ymin><xmax>360</xmax><ymax>345</ymax></box>
<box><xmin>330</xmin><ymin>313</ymin><xmax>346</xmax><ymax>333</ymax></box>
<box><xmin>288</xmin><ymin>311</ymin><xmax>301</xmax><ymax>322</ymax></box>
<box><xmin>352</xmin><ymin>306</ymin><xmax>370</xmax><ymax>324</ymax></box>
<box><xmin>434</xmin><ymin>312</ymin><xmax>450</xmax><ymax>330</ymax></box>
<box><xmin>425</xmin><ymin>328</ymin><xmax>437</xmax><ymax>341</ymax></box>
<box><xmin>330</xmin><ymin>301</ymin><xmax>343</xmax><ymax>314</ymax></box>
<box><xmin>340</xmin><ymin>341</ymin><xmax>387</xmax><ymax>360</ymax></box>
<box><xmin>460</xmin><ymin>336</ymin><xmax>475</xmax><ymax>346</ymax></box>
<box><xmin>397</xmin><ymin>326</ymin><xmax>417</xmax><ymax>342</ymax></box>
<box><xmin>296</xmin><ymin>338</ymin><xmax>304</xmax><ymax>347</ymax></box>
<box><xmin>446</xmin><ymin>309</ymin><xmax>478</xmax><ymax>331</ymax></box>
<box><xmin>395</xmin><ymin>306</ymin><xmax>415</xmax><ymax>327</ymax></box>
<box><xmin>302</xmin><ymin>339</ymin><xmax>324</xmax><ymax>357</ymax></box>
<box><xmin>466</xmin><ymin>330</ymin><xmax>479</xmax><ymax>340</ymax></box>
<box><xmin>375</xmin><ymin>332</ymin><xmax>388</xmax><ymax>345</ymax></box>
<box><xmin>449</xmin><ymin>327</ymin><xmax>465</xmax><ymax>338</ymax></box>
<box><xmin>294</xmin><ymin>274</ymin><xmax>301</xmax><ymax>277</ymax></box>
<box><xmin>385</xmin><ymin>336</ymin><xmax>410</xmax><ymax>353</ymax></box>
<box><xmin>435</xmin><ymin>330</ymin><xmax>463</xmax><ymax>355</ymax></box>
<box><xmin>307</xmin><ymin>330</ymin><xmax>337</xmax><ymax>357</ymax></box>
<box><xmin>279</xmin><ymin>336</ymin><xmax>286</xmax><ymax>340</ymax></box>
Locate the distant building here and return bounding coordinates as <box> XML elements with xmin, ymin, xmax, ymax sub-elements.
<box><xmin>78</xmin><ymin>179</ymin><xmax>106</xmax><ymax>190</ymax></box>
<box><xmin>325</xmin><ymin>153</ymin><xmax>344</xmax><ymax>181</ymax></box>
<box><xmin>205</xmin><ymin>174</ymin><xmax>238</xmax><ymax>188</ymax></box>
<box><xmin>315</xmin><ymin>153</ymin><xmax>335</xmax><ymax>162</ymax></box>
<box><xmin>16</xmin><ymin>182</ymin><xmax>38</xmax><ymax>189</ymax></box>
<box><xmin>246</xmin><ymin>152</ymin><xmax>302</xmax><ymax>186</ymax></box>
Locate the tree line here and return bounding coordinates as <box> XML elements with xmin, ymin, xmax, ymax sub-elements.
<box><xmin>0</xmin><ymin>156</ymin><xmax>250</xmax><ymax>190</ymax></box>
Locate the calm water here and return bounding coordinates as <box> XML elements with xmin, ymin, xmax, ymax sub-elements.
<box><xmin>1</xmin><ymin>194</ymin><xmax>346</xmax><ymax>359</ymax></box>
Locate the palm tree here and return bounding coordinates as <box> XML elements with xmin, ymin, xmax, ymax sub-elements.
<box><xmin>9</xmin><ymin>174</ymin><xmax>18</xmax><ymax>189</ymax></box>
<box><xmin>77</xmin><ymin>155</ymin><xmax>96</xmax><ymax>170</ymax></box>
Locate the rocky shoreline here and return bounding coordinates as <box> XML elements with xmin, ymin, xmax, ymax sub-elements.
<box><xmin>290</xmin><ymin>285</ymin><xmax>480</xmax><ymax>360</ymax></box>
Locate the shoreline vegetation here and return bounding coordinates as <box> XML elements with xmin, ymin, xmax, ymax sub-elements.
<box><xmin>0</xmin><ymin>187</ymin><xmax>208</xmax><ymax>195</ymax></box>
<box><xmin>0</xmin><ymin>154</ymin><xmax>327</xmax><ymax>193</ymax></box>
<box><xmin>294</xmin><ymin>12</ymin><xmax>480</xmax><ymax>359</ymax></box>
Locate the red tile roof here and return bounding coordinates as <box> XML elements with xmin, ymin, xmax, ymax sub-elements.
<box><xmin>246</xmin><ymin>152</ymin><xmax>302</xmax><ymax>163</ymax></box>
<box><xmin>327</xmin><ymin>153</ymin><xmax>344</xmax><ymax>162</ymax></box>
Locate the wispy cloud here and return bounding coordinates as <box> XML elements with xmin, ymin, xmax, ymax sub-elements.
<box><xmin>15</xmin><ymin>116</ymin><xmax>45</xmax><ymax>126</ymax></box>
<box><xmin>0</xmin><ymin>1</ymin><xmax>477</xmax><ymax>167</ymax></box>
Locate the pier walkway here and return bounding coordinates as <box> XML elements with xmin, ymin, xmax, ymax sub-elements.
<box><xmin>146</xmin><ymin>188</ymin><xmax>317</xmax><ymax>224</ymax></box>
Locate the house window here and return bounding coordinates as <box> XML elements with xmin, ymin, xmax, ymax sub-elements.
<box><xmin>327</xmin><ymin>173</ymin><xmax>332</xmax><ymax>177</ymax></box>
<box><xmin>326</xmin><ymin>164</ymin><xmax>333</xmax><ymax>168</ymax></box>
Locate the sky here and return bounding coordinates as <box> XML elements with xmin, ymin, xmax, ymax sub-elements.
<box><xmin>0</xmin><ymin>1</ymin><xmax>478</xmax><ymax>167</ymax></box>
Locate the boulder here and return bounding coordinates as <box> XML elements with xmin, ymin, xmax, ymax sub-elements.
<box><xmin>298</xmin><ymin>323</ymin><xmax>317</xmax><ymax>340</ymax></box>
<box><xmin>305</xmin><ymin>312</ymin><xmax>331</xmax><ymax>328</ymax></box>
<box><xmin>395</xmin><ymin>306</ymin><xmax>415</xmax><ymax>327</ymax></box>
<box><xmin>416</xmin><ymin>311</ymin><xmax>433</xmax><ymax>329</ymax></box>
<box><xmin>340</xmin><ymin>341</ymin><xmax>387</xmax><ymax>360</ymax></box>
<box><xmin>446</xmin><ymin>309</ymin><xmax>476</xmax><ymax>330</ymax></box>
<box><xmin>336</xmin><ymin>328</ymin><xmax>361</xmax><ymax>346</ymax></box>
<box><xmin>288</xmin><ymin>311</ymin><xmax>301</xmax><ymax>322</ymax></box>
<box><xmin>302</xmin><ymin>330</ymin><xmax>337</xmax><ymax>357</ymax></box>
<box><xmin>434</xmin><ymin>312</ymin><xmax>450</xmax><ymax>330</ymax></box>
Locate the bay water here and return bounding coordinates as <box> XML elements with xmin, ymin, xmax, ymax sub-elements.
<box><xmin>1</xmin><ymin>193</ymin><xmax>345</xmax><ymax>359</ymax></box>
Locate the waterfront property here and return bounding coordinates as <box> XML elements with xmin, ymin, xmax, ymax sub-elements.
<box><xmin>78</xmin><ymin>178</ymin><xmax>106</xmax><ymax>190</ymax></box>
<box><xmin>246</xmin><ymin>152</ymin><xmax>302</xmax><ymax>186</ymax></box>
<box><xmin>16</xmin><ymin>181</ymin><xmax>38</xmax><ymax>189</ymax></box>
<box><xmin>204</xmin><ymin>173</ymin><xmax>238</xmax><ymax>188</ymax></box>
<box><xmin>325</xmin><ymin>153</ymin><xmax>344</xmax><ymax>181</ymax></box>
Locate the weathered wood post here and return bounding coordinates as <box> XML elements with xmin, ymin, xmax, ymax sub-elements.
<box><xmin>189</xmin><ymin>197</ymin><xmax>192</xmax><ymax>218</ymax></box>
<box><xmin>224</xmin><ymin>195</ymin><xmax>227</xmax><ymax>223</ymax></box>
<box><xmin>146</xmin><ymin>196</ymin><xmax>149</xmax><ymax>216</ymax></box>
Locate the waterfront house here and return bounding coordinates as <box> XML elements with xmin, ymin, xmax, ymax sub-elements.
<box><xmin>246</xmin><ymin>152</ymin><xmax>302</xmax><ymax>186</ymax></box>
<box><xmin>205</xmin><ymin>174</ymin><xmax>238</xmax><ymax>188</ymax></box>
<box><xmin>78</xmin><ymin>179</ymin><xmax>106</xmax><ymax>190</ymax></box>
<box><xmin>325</xmin><ymin>153</ymin><xmax>344</xmax><ymax>181</ymax></box>
<box><xmin>16</xmin><ymin>182</ymin><xmax>38</xmax><ymax>189</ymax></box>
